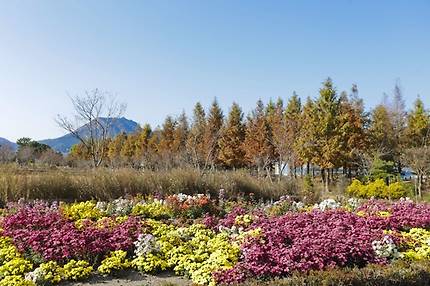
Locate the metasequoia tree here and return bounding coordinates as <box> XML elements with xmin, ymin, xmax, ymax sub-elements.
<box><xmin>337</xmin><ymin>87</ymin><xmax>367</xmax><ymax>174</ymax></box>
<box><xmin>283</xmin><ymin>94</ymin><xmax>302</xmax><ymax>176</ymax></box>
<box><xmin>186</xmin><ymin>102</ymin><xmax>207</xmax><ymax>169</ymax></box>
<box><xmin>218</xmin><ymin>102</ymin><xmax>246</xmax><ymax>169</ymax></box>
<box><xmin>56</xmin><ymin>89</ymin><xmax>126</xmax><ymax>167</ymax></box>
<box><xmin>134</xmin><ymin>124</ymin><xmax>152</xmax><ymax>164</ymax></box>
<box><xmin>369</xmin><ymin>104</ymin><xmax>396</xmax><ymax>161</ymax></box>
<box><xmin>295</xmin><ymin>97</ymin><xmax>318</xmax><ymax>175</ymax></box>
<box><xmin>405</xmin><ymin>97</ymin><xmax>430</xmax><ymax>148</ymax></box>
<box><xmin>243</xmin><ymin>100</ymin><xmax>274</xmax><ymax>175</ymax></box>
<box><xmin>311</xmin><ymin>78</ymin><xmax>343</xmax><ymax>192</ymax></box>
<box><xmin>108</xmin><ymin>133</ymin><xmax>127</xmax><ymax>166</ymax></box>
<box><xmin>203</xmin><ymin>99</ymin><xmax>224</xmax><ymax>170</ymax></box>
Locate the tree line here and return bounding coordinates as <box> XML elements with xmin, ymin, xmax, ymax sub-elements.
<box><xmin>65</xmin><ymin>79</ymin><xmax>429</xmax><ymax>193</ymax></box>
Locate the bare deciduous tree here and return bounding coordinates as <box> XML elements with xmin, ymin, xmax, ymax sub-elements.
<box><xmin>402</xmin><ymin>146</ymin><xmax>430</xmax><ymax>199</ymax></box>
<box><xmin>38</xmin><ymin>149</ymin><xmax>64</xmax><ymax>166</ymax></box>
<box><xmin>0</xmin><ymin>145</ymin><xmax>15</xmax><ymax>163</ymax></box>
<box><xmin>56</xmin><ymin>89</ymin><xmax>126</xmax><ymax>167</ymax></box>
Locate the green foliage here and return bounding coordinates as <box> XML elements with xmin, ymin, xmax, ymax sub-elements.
<box><xmin>369</xmin><ymin>157</ymin><xmax>396</xmax><ymax>181</ymax></box>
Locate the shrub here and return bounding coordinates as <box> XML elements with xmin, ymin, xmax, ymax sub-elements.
<box><xmin>347</xmin><ymin>179</ymin><xmax>408</xmax><ymax>199</ymax></box>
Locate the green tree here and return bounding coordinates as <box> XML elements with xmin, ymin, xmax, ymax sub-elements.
<box><xmin>16</xmin><ymin>137</ymin><xmax>51</xmax><ymax>164</ymax></box>
<box><xmin>284</xmin><ymin>93</ymin><xmax>302</xmax><ymax>176</ymax></box>
<box><xmin>311</xmin><ymin>78</ymin><xmax>344</xmax><ymax>191</ymax></box>
<box><xmin>218</xmin><ymin>102</ymin><xmax>246</xmax><ymax>169</ymax></box>
<box><xmin>295</xmin><ymin>97</ymin><xmax>318</xmax><ymax>175</ymax></box>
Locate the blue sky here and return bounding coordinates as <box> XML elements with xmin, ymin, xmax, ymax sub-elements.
<box><xmin>0</xmin><ymin>0</ymin><xmax>429</xmax><ymax>141</ymax></box>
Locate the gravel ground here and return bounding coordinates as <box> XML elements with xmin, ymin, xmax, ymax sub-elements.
<box><xmin>60</xmin><ymin>271</ymin><xmax>192</xmax><ymax>286</ymax></box>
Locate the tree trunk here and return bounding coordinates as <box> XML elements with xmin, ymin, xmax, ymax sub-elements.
<box><xmin>418</xmin><ymin>174</ymin><xmax>423</xmax><ymax>198</ymax></box>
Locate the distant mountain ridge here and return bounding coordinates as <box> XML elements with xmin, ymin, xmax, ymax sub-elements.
<box><xmin>0</xmin><ymin>137</ymin><xmax>17</xmax><ymax>150</ymax></box>
<box><xmin>40</xmin><ymin>117</ymin><xmax>140</xmax><ymax>153</ymax></box>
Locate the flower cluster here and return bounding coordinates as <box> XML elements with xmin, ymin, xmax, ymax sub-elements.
<box><xmin>314</xmin><ymin>198</ymin><xmax>341</xmax><ymax>211</ymax></box>
<box><xmin>0</xmin><ymin>196</ymin><xmax>428</xmax><ymax>285</ymax></box>
<box><xmin>166</xmin><ymin>193</ymin><xmax>216</xmax><ymax>219</ymax></box>
<box><xmin>400</xmin><ymin>228</ymin><xmax>430</xmax><ymax>260</ymax></box>
<box><xmin>372</xmin><ymin>235</ymin><xmax>400</xmax><ymax>259</ymax></box>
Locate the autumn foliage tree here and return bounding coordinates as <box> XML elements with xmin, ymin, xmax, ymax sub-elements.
<box><xmin>218</xmin><ymin>103</ymin><xmax>246</xmax><ymax>169</ymax></box>
<box><xmin>63</xmin><ymin>78</ymin><xmax>429</xmax><ymax>196</ymax></box>
<box><xmin>203</xmin><ymin>99</ymin><xmax>224</xmax><ymax>170</ymax></box>
<box><xmin>243</xmin><ymin>100</ymin><xmax>274</xmax><ymax>175</ymax></box>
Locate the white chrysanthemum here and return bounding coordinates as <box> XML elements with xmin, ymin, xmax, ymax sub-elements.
<box><xmin>25</xmin><ymin>267</ymin><xmax>44</xmax><ymax>284</ymax></box>
<box><xmin>372</xmin><ymin>236</ymin><xmax>399</xmax><ymax>259</ymax></box>
<box><xmin>316</xmin><ymin>199</ymin><xmax>340</xmax><ymax>211</ymax></box>
<box><xmin>134</xmin><ymin>234</ymin><xmax>159</xmax><ymax>257</ymax></box>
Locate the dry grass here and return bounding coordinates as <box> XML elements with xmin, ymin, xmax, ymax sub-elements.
<box><xmin>0</xmin><ymin>165</ymin><xmax>300</xmax><ymax>204</ymax></box>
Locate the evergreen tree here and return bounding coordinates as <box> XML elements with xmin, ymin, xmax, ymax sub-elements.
<box><xmin>218</xmin><ymin>102</ymin><xmax>246</xmax><ymax>169</ymax></box>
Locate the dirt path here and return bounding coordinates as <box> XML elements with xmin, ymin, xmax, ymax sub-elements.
<box><xmin>61</xmin><ymin>271</ymin><xmax>192</xmax><ymax>286</ymax></box>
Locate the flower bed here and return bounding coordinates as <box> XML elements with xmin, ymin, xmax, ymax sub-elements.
<box><xmin>0</xmin><ymin>195</ymin><xmax>428</xmax><ymax>285</ymax></box>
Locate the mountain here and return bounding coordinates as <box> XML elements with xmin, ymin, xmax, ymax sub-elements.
<box><xmin>0</xmin><ymin>137</ymin><xmax>17</xmax><ymax>150</ymax></box>
<box><xmin>40</xmin><ymin>117</ymin><xmax>140</xmax><ymax>153</ymax></box>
